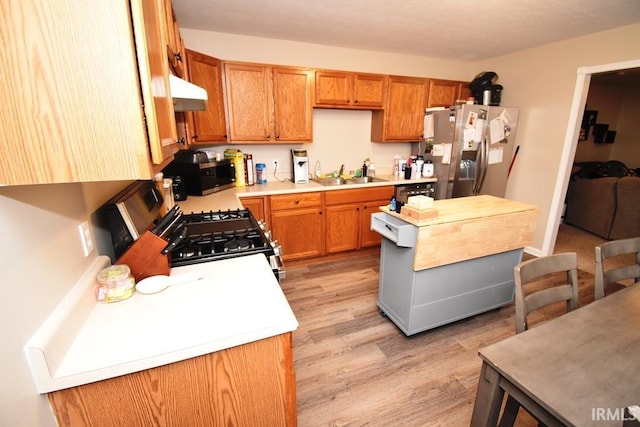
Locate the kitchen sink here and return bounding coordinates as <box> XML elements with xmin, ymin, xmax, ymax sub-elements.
<box><xmin>314</xmin><ymin>176</ymin><xmax>387</xmax><ymax>186</ymax></box>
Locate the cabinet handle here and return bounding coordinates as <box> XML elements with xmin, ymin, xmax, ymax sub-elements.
<box><xmin>275</xmin><ymin>134</ymin><xmax>280</xmax><ymax>139</ymax></box>
<box><xmin>354</xmin><ymin>99</ymin><xmax>358</xmax><ymax>104</ymax></box>
<box><xmin>295</xmin><ymin>200</ymin><xmax>300</xmax><ymax>204</ymax></box>
<box><xmin>175</xmin><ymin>52</ymin><xmax>182</xmax><ymax>62</ymax></box>
<box><xmin>192</xmin><ymin>134</ymin><xmax>198</xmax><ymax>140</ymax></box>
<box><xmin>177</xmin><ymin>137</ymin><xmax>186</xmax><ymax>145</ymax></box>
<box><xmin>265</xmin><ymin>135</ymin><xmax>270</xmax><ymax>139</ymax></box>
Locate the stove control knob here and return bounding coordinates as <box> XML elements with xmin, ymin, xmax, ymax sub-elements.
<box><xmin>271</xmin><ymin>241</ymin><xmax>282</xmax><ymax>256</ymax></box>
<box><xmin>257</xmin><ymin>220</ymin><xmax>266</xmax><ymax>230</ymax></box>
<box><xmin>264</xmin><ymin>230</ymin><xmax>272</xmax><ymax>240</ymax></box>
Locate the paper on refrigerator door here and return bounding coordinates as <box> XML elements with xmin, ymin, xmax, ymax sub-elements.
<box><xmin>442</xmin><ymin>143</ymin><xmax>452</xmax><ymax>164</ymax></box>
<box><xmin>490</xmin><ymin>117</ymin><xmax>506</xmax><ymax>144</ymax></box>
<box><xmin>424</xmin><ymin>113</ymin><xmax>435</xmax><ymax>139</ymax></box>
<box><xmin>488</xmin><ymin>146</ymin><xmax>504</xmax><ymax>164</ymax></box>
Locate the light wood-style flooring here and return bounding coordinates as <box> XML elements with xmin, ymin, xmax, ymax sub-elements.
<box><xmin>281</xmin><ymin>224</ymin><xmax>611</xmax><ymax>426</ymax></box>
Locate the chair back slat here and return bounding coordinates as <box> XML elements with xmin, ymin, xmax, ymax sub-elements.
<box><xmin>595</xmin><ymin>237</ymin><xmax>640</xmax><ymax>300</ymax></box>
<box><xmin>514</xmin><ymin>252</ymin><xmax>579</xmax><ymax>334</ymax></box>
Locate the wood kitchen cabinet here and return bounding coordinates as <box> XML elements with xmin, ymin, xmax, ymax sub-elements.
<box><xmin>185</xmin><ymin>50</ymin><xmax>228</xmax><ymax>144</ymax></box>
<box><xmin>270</xmin><ymin>192</ymin><xmax>324</xmax><ymax>261</ymax></box>
<box><xmin>426</xmin><ymin>79</ymin><xmax>460</xmax><ymax>108</ymax></box>
<box><xmin>48</xmin><ymin>333</ymin><xmax>296</xmax><ymax>426</ymax></box>
<box><xmin>0</xmin><ymin>0</ymin><xmax>179</xmax><ymax>185</ymax></box>
<box><xmin>224</xmin><ymin>62</ymin><xmax>313</xmax><ymax>143</ymax></box>
<box><xmin>370</xmin><ymin>75</ymin><xmax>428</xmax><ymax>142</ymax></box>
<box><xmin>241</xmin><ymin>196</ymin><xmax>269</xmax><ymax>223</ymax></box>
<box><xmin>426</xmin><ymin>79</ymin><xmax>473</xmax><ymax>107</ymax></box>
<box><xmin>324</xmin><ymin>186</ymin><xmax>394</xmax><ymax>253</ymax></box>
<box><xmin>314</xmin><ymin>70</ymin><xmax>387</xmax><ymax>109</ymax></box>
<box><xmin>163</xmin><ymin>0</ymin><xmax>186</xmax><ymax>78</ymax></box>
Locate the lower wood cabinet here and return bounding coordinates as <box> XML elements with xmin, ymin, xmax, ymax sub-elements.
<box><xmin>241</xmin><ymin>195</ymin><xmax>268</xmax><ymax>223</ymax></box>
<box><xmin>48</xmin><ymin>333</ymin><xmax>296</xmax><ymax>426</ymax></box>
<box><xmin>324</xmin><ymin>186</ymin><xmax>393</xmax><ymax>254</ymax></box>
<box><xmin>270</xmin><ymin>192</ymin><xmax>324</xmax><ymax>261</ymax></box>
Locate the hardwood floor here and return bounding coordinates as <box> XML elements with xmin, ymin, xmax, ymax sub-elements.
<box><xmin>281</xmin><ymin>223</ymin><xmax>626</xmax><ymax>426</ymax></box>
<box><xmin>282</xmin><ymin>250</ymin><xmax>538</xmax><ymax>426</ymax></box>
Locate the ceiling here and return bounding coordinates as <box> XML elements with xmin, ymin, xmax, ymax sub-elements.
<box><xmin>173</xmin><ymin>0</ymin><xmax>640</xmax><ymax>61</ymax></box>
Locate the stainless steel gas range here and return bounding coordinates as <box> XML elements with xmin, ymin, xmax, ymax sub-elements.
<box><xmin>101</xmin><ymin>181</ymin><xmax>285</xmax><ymax>282</ymax></box>
<box><xmin>171</xmin><ymin>209</ymin><xmax>285</xmax><ymax>281</ymax></box>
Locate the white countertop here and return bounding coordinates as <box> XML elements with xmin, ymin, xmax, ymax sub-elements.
<box><xmin>176</xmin><ymin>174</ymin><xmax>437</xmax><ymax>213</ymax></box>
<box><xmin>25</xmin><ymin>254</ymin><xmax>298</xmax><ymax>393</ymax></box>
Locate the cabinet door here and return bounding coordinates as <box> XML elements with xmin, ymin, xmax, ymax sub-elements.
<box><xmin>272</xmin><ymin>67</ymin><xmax>313</xmax><ymax>142</ymax></box>
<box><xmin>427</xmin><ymin>79</ymin><xmax>460</xmax><ymax>108</ymax></box>
<box><xmin>163</xmin><ymin>0</ymin><xmax>184</xmax><ymax>77</ymax></box>
<box><xmin>325</xmin><ymin>204</ymin><xmax>360</xmax><ymax>253</ymax></box>
<box><xmin>186</xmin><ymin>50</ymin><xmax>227</xmax><ymax>143</ymax></box>
<box><xmin>0</xmin><ymin>1</ymin><xmax>163</xmax><ymax>185</ymax></box>
<box><xmin>360</xmin><ymin>200</ymin><xmax>388</xmax><ymax>247</ymax></box>
<box><xmin>352</xmin><ymin>73</ymin><xmax>386</xmax><ymax>108</ymax></box>
<box><xmin>241</xmin><ymin>196</ymin><xmax>267</xmax><ymax>223</ymax></box>
<box><xmin>371</xmin><ymin>75</ymin><xmax>427</xmax><ymax>142</ymax></box>
<box><xmin>49</xmin><ymin>333</ymin><xmax>296</xmax><ymax>426</ymax></box>
<box><xmin>271</xmin><ymin>207</ymin><xmax>324</xmax><ymax>261</ymax></box>
<box><xmin>315</xmin><ymin>71</ymin><xmax>351</xmax><ymax>106</ymax></box>
<box><xmin>133</xmin><ymin>0</ymin><xmax>180</xmax><ymax>164</ymax></box>
<box><xmin>459</xmin><ymin>82</ymin><xmax>472</xmax><ymax>102</ymax></box>
<box><xmin>225</xmin><ymin>63</ymin><xmax>271</xmax><ymax>141</ymax></box>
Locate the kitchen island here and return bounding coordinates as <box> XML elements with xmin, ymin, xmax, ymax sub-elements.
<box><xmin>25</xmin><ymin>254</ymin><xmax>298</xmax><ymax>425</ymax></box>
<box><xmin>372</xmin><ymin>195</ymin><xmax>537</xmax><ymax>335</ymax></box>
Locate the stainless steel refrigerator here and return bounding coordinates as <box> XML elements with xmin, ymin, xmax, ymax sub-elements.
<box><xmin>421</xmin><ymin>105</ymin><xmax>520</xmax><ymax>199</ymax></box>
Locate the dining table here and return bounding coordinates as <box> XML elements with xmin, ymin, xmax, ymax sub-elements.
<box><xmin>470</xmin><ymin>282</ymin><xmax>640</xmax><ymax>426</ymax></box>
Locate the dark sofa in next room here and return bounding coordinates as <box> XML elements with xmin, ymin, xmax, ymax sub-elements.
<box><xmin>564</xmin><ymin>161</ymin><xmax>640</xmax><ymax>240</ymax></box>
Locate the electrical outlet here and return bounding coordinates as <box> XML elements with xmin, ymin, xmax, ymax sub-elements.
<box><xmin>273</xmin><ymin>160</ymin><xmax>279</xmax><ymax>170</ymax></box>
<box><xmin>78</xmin><ymin>221</ymin><xmax>94</xmax><ymax>257</ymax></box>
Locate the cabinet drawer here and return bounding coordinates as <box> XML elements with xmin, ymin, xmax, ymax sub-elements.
<box><xmin>270</xmin><ymin>192</ymin><xmax>322</xmax><ymax>210</ymax></box>
<box><xmin>325</xmin><ymin>186</ymin><xmax>394</xmax><ymax>205</ymax></box>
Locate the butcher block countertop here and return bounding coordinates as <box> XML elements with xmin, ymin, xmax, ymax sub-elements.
<box><xmin>381</xmin><ymin>195</ymin><xmax>538</xmax><ymax>270</ymax></box>
<box><xmin>25</xmin><ymin>254</ymin><xmax>298</xmax><ymax>393</ymax></box>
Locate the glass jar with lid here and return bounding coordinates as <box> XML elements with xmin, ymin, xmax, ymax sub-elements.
<box><xmin>96</xmin><ymin>264</ymin><xmax>135</xmax><ymax>303</ymax></box>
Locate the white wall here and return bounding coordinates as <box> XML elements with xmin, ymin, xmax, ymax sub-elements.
<box><xmin>473</xmin><ymin>23</ymin><xmax>640</xmax><ymax>254</ymax></box>
<box><xmin>0</xmin><ymin>181</ymin><xmax>128</xmax><ymax>426</ymax></box>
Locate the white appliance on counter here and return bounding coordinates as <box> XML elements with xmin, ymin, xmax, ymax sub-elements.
<box><xmin>422</xmin><ymin>105</ymin><xmax>520</xmax><ymax>199</ymax></box>
<box><xmin>291</xmin><ymin>149</ymin><xmax>309</xmax><ymax>183</ymax></box>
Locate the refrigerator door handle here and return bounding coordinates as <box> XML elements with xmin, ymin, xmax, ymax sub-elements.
<box><xmin>474</xmin><ymin>138</ymin><xmax>489</xmax><ymax>195</ymax></box>
<box><xmin>472</xmin><ymin>139</ymin><xmax>482</xmax><ymax>195</ymax></box>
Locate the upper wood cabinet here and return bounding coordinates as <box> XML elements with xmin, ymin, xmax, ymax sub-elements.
<box><xmin>0</xmin><ymin>0</ymin><xmax>179</xmax><ymax>185</ymax></box>
<box><xmin>185</xmin><ymin>50</ymin><xmax>227</xmax><ymax>144</ymax></box>
<box><xmin>314</xmin><ymin>71</ymin><xmax>387</xmax><ymax>109</ymax></box>
<box><xmin>426</xmin><ymin>79</ymin><xmax>460</xmax><ymax>108</ymax></box>
<box><xmin>163</xmin><ymin>0</ymin><xmax>185</xmax><ymax>77</ymax></box>
<box><xmin>224</xmin><ymin>62</ymin><xmax>313</xmax><ymax>143</ymax></box>
<box><xmin>370</xmin><ymin>75</ymin><xmax>428</xmax><ymax>142</ymax></box>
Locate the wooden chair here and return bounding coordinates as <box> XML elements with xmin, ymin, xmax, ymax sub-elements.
<box><xmin>500</xmin><ymin>252</ymin><xmax>580</xmax><ymax>427</ymax></box>
<box><xmin>594</xmin><ymin>237</ymin><xmax>640</xmax><ymax>300</ymax></box>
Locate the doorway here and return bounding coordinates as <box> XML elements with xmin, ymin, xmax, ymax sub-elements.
<box><xmin>542</xmin><ymin>59</ymin><xmax>640</xmax><ymax>256</ymax></box>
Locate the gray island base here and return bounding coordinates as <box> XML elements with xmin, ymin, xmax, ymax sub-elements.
<box><xmin>378</xmin><ymin>239</ymin><xmax>522</xmax><ymax>335</ymax></box>
<box><xmin>371</xmin><ymin>196</ymin><xmax>538</xmax><ymax>336</ymax></box>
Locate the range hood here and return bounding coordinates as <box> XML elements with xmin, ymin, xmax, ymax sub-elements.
<box><xmin>169</xmin><ymin>74</ymin><xmax>208</xmax><ymax>112</ymax></box>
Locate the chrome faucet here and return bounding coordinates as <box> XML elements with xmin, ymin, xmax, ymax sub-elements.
<box><xmin>338</xmin><ymin>164</ymin><xmax>345</xmax><ymax>176</ymax></box>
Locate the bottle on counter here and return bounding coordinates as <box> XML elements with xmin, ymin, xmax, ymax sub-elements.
<box><xmin>389</xmin><ymin>196</ymin><xmax>396</xmax><ymax>212</ymax></box>
<box><xmin>415</xmin><ymin>155</ymin><xmax>424</xmax><ymax>178</ymax></box>
<box><xmin>362</xmin><ymin>161</ymin><xmax>368</xmax><ymax>178</ymax></box>
<box><xmin>245</xmin><ymin>153</ymin><xmax>255</xmax><ymax>186</ymax></box>
<box><xmin>256</xmin><ymin>163</ymin><xmax>267</xmax><ymax>184</ymax></box>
